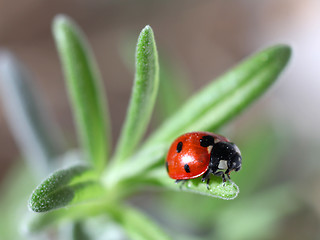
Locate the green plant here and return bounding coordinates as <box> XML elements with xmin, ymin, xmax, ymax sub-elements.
<box><xmin>0</xmin><ymin>15</ymin><xmax>291</xmax><ymax>239</ymax></box>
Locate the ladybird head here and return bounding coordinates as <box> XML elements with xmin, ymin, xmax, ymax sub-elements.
<box><xmin>211</xmin><ymin>141</ymin><xmax>242</xmax><ymax>172</ymax></box>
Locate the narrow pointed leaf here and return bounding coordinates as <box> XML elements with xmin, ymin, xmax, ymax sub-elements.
<box><xmin>0</xmin><ymin>51</ymin><xmax>65</xmax><ymax>176</ymax></box>
<box><xmin>117</xmin><ymin>37</ymin><xmax>189</xmax><ymax>120</ymax></box>
<box><xmin>113</xmin><ymin>25</ymin><xmax>159</xmax><ymax>162</ymax></box>
<box><xmin>144</xmin><ymin>45</ymin><xmax>291</xmax><ymax>146</ymax></box>
<box><xmin>28</xmin><ymin>165</ymin><xmax>104</xmax><ymax>212</ymax></box>
<box><xmin>142</xmin><ymin>168</ymin><xmax>239</xmax><ymax>200</ymax></box>
<box><xmin>53</xmin><ymin>15</ymin><xmax>110</xmax><ymax>172</ymax></box>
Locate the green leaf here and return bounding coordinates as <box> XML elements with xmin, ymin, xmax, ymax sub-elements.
<box><xmin>53</xmin><ymin>15</ymin><xmax>110</xmax><ymax>172</ymax></box>
<box><xmin>112</xmin><ymin>205</ymin><xmax>171</xmax><ymax>240</ymax></box>
<box><xmin>71</xmin><ymin>222</ymin><xmax>91</xmax><ymax>240</ymax></box>
<box><xmin>144</xmin><ymin>45</ymin><xmax>291</xmax><ymax>147</ymax></box>
<box><xmin>213</xmin><ymin>186</ymin><xmax>299</xmax><ymax>240</ymax></box>
<box><xmin>113</xmin><ymin>25</ymin><xmax>159</xmax><ymax>162</ymax></box>
<box><xmin>143</xmin><ymin>168</ymin><xmax>239</xmax><ymax>200</ymax></box>
<box><xmin>28</xmin><ymin>165</ymin><xmax>104</xmax><ymax>212</ymax></box>
<box><xmin>0</xmin><ymin>51</ymin><xmax>65</xmax><ymax>176</ymax></box>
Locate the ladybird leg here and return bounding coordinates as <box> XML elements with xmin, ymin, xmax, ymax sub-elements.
<box><xmin>206</xmin><ymin>177</ymin><xmax>211</xmax><ymax>190</ymax></box>
<box><xmin>225</xmin><ymin>169</ymin><xmax>231</xmax><ymax>179</ymax></box>
<box><xmin>201</xmin><ymin>169</ymin><xmax>211</xmax><ymax>182</ymax></box>
<box><xmin>214</xmin><ymin>171</ymin><xmax>226</xmax><ymax>183</ymax></box>
<box><xmin>201</xmin><ymin>170</ymin><xmax>213</xmax><ymax>190</ymax></box>
<box><xmin>175</xmin><ymin>179</ymin><xmax>187</xmax><ymax>189</ymax></box>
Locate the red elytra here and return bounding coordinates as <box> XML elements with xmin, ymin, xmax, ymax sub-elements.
<box><xmin>165</xmin><ymin>132</ymin><xmax>229</xmax><ymax>180</ymax></box>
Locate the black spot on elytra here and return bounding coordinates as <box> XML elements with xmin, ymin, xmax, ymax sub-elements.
<box><xmin>184</xmin><ymin>164</ymin><xmax>190</xmax><ymax>173</ymax></box>
<box><xmin>200</xmin><ymin>135</ymin><xmax>215</xmax><ymax>147</ymax></box>
<box><xmin>165</xmin><ymin>161</ymin><xmax>169</xmax><ymax>173</ymax></box>
<box><xmin>176</xmin><ymin>141</ymin><xmax>183</xmax><ymax>153</ymax></box>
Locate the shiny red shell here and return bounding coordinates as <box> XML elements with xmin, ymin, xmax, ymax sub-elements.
<box><xmin>166</xmin><ymin>132</ymin><xmax>229</xmax><ymax>180</ymax></box>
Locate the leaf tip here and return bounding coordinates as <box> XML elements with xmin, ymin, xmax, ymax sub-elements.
<box><xmin>282</xmin><ymin>45</ymin><xmax>292</xmax><ymax>62</ymax></box>
<box><xmin>27</xmin><ymin>190</ymin><xmax>44</xmax><ymax>213</ymax></box>
<box><xmin>275</xmin><ymin>44</ymin><xmax>292</xmax><ymax>58</ymax></box>
<box><xmin>266</xmin><ymin>44</ymin><xmax>292</xmax><ymax>67</ymax></box>
<box><xmin>136</xmin><ymin>25</ymin><xmax>157</xmax><ymax>59</ymax></box>
<box><xmin>52</xmin><ymin>14</ymin><xmax>78</xmax><ymax>38</ymax></box>
<box><xmin>139</xmin><ymin>25</ymin><xmax>155</xmax><ymax>41</ymax></box>
<box><xmin>53</xmin><ymin>14</ymin><xmax>71</xmax><ymax>28</ymax></box>
<box><xmin>27</xmin><ymin>165</ymin><xmax>91</xmax><ymax>212</ymax></box>
<box><xmin>27</xmin><ymin>181</ymin><xmax>74</xmax><ymax>213</ymax></box>
<box><xmin>27</xmin><ymin>189</ymin><xmax>46</xmax><ymax>213</ymax></box>
<box><xmin>142</xmin><ymin>25</ymin><xmax>153</xmax><ymax>32</ymax></box>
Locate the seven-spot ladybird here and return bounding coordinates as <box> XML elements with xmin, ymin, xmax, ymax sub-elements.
<box><xmin>165</xmin><ymin>132</ymin><xmax>242</xmax><ymax>187</ymax></box>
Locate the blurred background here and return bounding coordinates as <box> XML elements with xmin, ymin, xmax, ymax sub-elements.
<box><xmin>0</xmin><ymin>0</ymin><xmax>319</xmax><ymax>239</ymax></box>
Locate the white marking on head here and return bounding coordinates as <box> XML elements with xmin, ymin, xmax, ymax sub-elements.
<box><xmin>218</xmin><ymin>160</ymin><xmax>228</xmax><ymax>170</ymax></box>
<box><xmin>207</xmin><ymin>145</ymin><xmax>213</xmax><ymax>154</ymax></box>
<box><xmin>214</xmin><ymin>138</ymin><xmax>221</xmax><ymax>143</ymax></box>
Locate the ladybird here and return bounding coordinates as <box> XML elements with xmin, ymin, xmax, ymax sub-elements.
<box><xmin>165</xmin><ymin>132</ymin><xmax>242</xmax><ymax>187</ymax></box>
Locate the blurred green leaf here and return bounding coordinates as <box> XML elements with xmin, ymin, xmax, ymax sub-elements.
<box><xmin>232</xmin><ymin>123</ymin><xmax>286</xmax><ymax>195</ymax></box>
<box><xmin>144</xmin><ymin>45</ymin><xmax>291</xmax><ymax>147</ymax></box>
<box><xmin>110</xmin><ymin>204</ymin><xmax>171</xmax><ymax>240</ymax></box>
<box><xmin>28</xmin><ymin>165</ymin><xmax>104</xmax><ymax>212</ymax></box>
<box><xmin>156</xmin><ymin>57</ymin><xmax>190</xmax><ymax>120</ymax></box>
<box><xmin>26</xmin><ymin>201</ymin><xmax>110</xmax><ymax>232</ymax></box>
<box><xmin>213</xmin><ymin>185</ymin><xmax>300</xmax><ymax>240</ymax></box>
<box><xmin>71</xmin><ymin>222</ymin><xmax>91</xmax><ymax>240</ymax></box>
<box><xmin>0</xmin><ymin>162</ymin><xmax>36</xmax><ymax>239</ymax></box>
<box><xmin>53</xmin><ymin>15</ymin><xmax>110</xmax><ymax>172</ymax></box>
<box><xmin>113</xmin><ymin>25</ymin><xmax>159</xmax><ymax>162</ymax></box>
<box><xmin>27</xmin><ymin>201</ymin><xmax>171</xmax><ymax>240</ymax></box>
<box><xmin>0</xmin><ymin>51</ymin><xmax>65</xmax><ymax>175</ymax></box>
